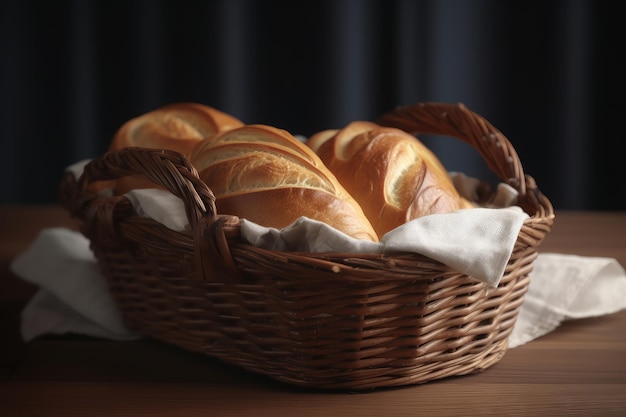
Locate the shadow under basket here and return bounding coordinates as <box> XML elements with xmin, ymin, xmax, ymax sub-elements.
<box><xmin>58</xmin><ymin>102</ymin><xmax>555</xmax><ymax>390</ymax></box>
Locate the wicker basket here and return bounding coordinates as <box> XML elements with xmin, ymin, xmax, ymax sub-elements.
<box><xmin>58</xmin><ymin>102</ymin><xmax>554</xmax><ymax>390</ymax></box>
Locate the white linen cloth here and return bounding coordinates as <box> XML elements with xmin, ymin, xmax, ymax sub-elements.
<box><xmin>13</xmin><ymin>228</ymin><xmax>139</xmax><ymax>341</ymax></box>
<box><xmin>509</xmin><ymin>253</ymin><xmax>626</xmax><ymax>348</ymax></box>
<box><xmin>10</xmin><ymin>163</ymin><xmax>626</xmax><ymax>348</ymax></box>
<box><xmin>11</xmin><ymin>215</ymin><xmax>626</xmax><ymax>348</ymax></box>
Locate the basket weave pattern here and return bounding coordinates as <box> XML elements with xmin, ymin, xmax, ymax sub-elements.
<box><xmin>59</xmin><ymin>102</ymin><xmax>554</xmax><ymax>389</ymax></box>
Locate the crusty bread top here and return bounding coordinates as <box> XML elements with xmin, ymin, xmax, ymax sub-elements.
<box><xmin>109</xmin><ymin>102</ymin><xmax>244</xmax><ymax>156</ymax></box>
<box><xmin>307</xmin><ymin>121</ymin><xmax>471</xmax><ymax>237</ymax></box>
<box><xmin>190</xmin><ymin>124</ymin><xmax>379</xmax><ymax>241</ymax></box>
<box><xmin>108</xmin><ymin>103</ymin><xmax>244</xmax><ymax>195</ymax></box>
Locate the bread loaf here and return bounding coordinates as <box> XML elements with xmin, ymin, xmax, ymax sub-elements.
<box><xmin>109</xmin><ymin>102</ymin><xmax>243</xmax><ymax>194</ymax></box>
<box><xmin>307</xmin><ymin>121</ymin><xmax>472</xmax><ymax>238</ymax></box>
<box><xmin>189</xmin><ymin>124</ymin><xmax>379</xmax><ymax>242</ymax></box>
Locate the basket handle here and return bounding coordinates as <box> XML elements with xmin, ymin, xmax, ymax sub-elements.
<box><xmin>59</xmin><ymin>147</ymin><xmax>243</xmax><ymax>283</ymax></box>
<box><xmin>78</xmin><ymin>147</ymin><xmax>218</xmax><ymax>228</ymax></box>
<box><xmin>377</xmin><ymin>102</ymin><xmax>549</xmax><ymax>215</ymax></box>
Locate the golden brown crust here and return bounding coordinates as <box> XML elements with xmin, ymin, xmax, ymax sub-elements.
<box><xmin>190</xmin><ymin>124</ymin><xmax>379</xmax><ymax>242</ymax></box>
<box><xmin>109</xmin><ymin>103</ymin><xmax>244</xmax><ymax>194</ymax></box>
<box><xmin>307</xmin><ymin>121</ymin><xmax>471</xmax><ymax>237</ymax></box>
<box><xmin>110</xmin><ymin>102</ymin><xmax>244</xmax><ymax>155</ymax></box>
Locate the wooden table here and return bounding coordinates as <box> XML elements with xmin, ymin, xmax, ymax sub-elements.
<box><xmin>1</xmin><ymin>206</ymin><xmax>625</xmax><ymax>416</ymax></box>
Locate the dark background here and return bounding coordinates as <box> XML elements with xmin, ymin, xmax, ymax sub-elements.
<box><xmin>1</xmin><ymin>0</ymin><xmax>624</xmax><ymax>210</ymax></box>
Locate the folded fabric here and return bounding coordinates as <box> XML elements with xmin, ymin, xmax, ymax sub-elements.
<box><xmin>16</xmin><ymin>162</ymin><xmax>624</xmax><ymax>349</ymax></box>
<box><xmin>126</xmin><ymin>187</ymin><xmax>527</xmax><ymax>287</ymax></box>
<box><xmin>509</xmin><ymin>253</ymin><xmax>626</xmax><ymax>348</ymax></box>
<box><xmin>68</xmin><ymin>160</ymin><xmax>526</xmax><ymax>287</ymax></box>
<box><xmin>241</xmin><ymin>206</ymin><xmax>528</xmax><ymax>287</ymax></box>
<box><xmin>11</xmin><ymin>228</ymin><xmax>626</xmax><ymax>349</ymax></box>
<box><xmin>11</xmin><ymin>228</ymin><xmax>139</xmax><ymax>341</ymax></box>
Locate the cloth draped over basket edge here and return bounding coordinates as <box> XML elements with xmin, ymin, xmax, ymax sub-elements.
<box><xmin>66</xmin><ymin>158</ymin><xmax>529</xmax><ymax>288</ymax></box>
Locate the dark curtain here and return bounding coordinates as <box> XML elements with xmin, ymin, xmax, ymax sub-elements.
<box><xmin>1</xmin><ymin>0</ymin><xmax>624</xmax><ymax>210</ymax></box>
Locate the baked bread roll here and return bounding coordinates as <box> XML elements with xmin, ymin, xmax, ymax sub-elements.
<box><xmin>189</xmin><ymin>124</ymin><xmax>379</xmax><ymax>242</ymax></box>
<box><xmin>109</xmin><ymin>102</ymin><xmax>243</xmax><ymax>194</ymax></box>
<box><xmin>110</xmin><ymin>102</ymin><xmax>243</xmax><ymax>154</ymax></box>
<box><xmin>307</xmin><ymin>121</ymin><xmax>473</xmax><ymax>238</ymax></box>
